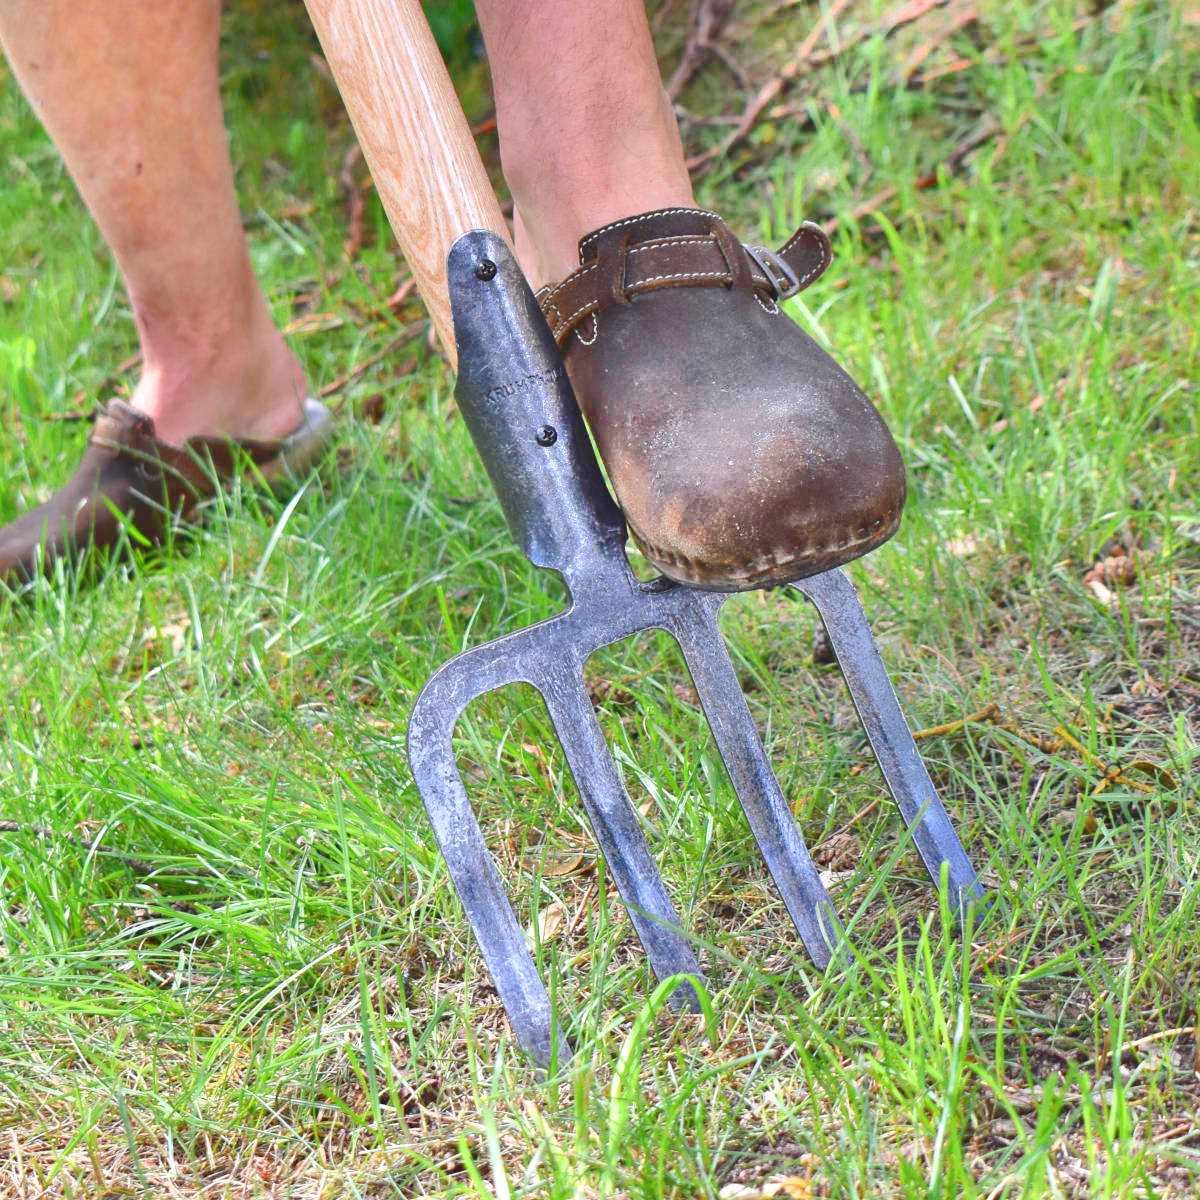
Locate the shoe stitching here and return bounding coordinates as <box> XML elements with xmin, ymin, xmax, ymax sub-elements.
<box><xmin>629</xmin><ymin>503</ymin><xmax>902</xmax><ymax>584</ymax></box>
<box><xmin>541</xmin><ymin>292</ymin><xmax>564</xmax><ymax>332</ymax></box>
<box><xmin>778</xmin><ymin>225</ymin><xmax>831</xmax><ymax>289</ymax></box>
<box><xmin>547</xmin><ymin>266</ymin><xmax>733</xmax><ymax>341</ymax></box>
<box><xmin>542</xmin><ymin>264</ymin><xmax>598</xmax><ymax>334</ymax></box>
<box><xmin>779</xmin><ymin>226</ymin><xmax>822</xmax><ymax>256</ymax></box>
<box><xmin>552</xmin><ymin>243</ymin><xmax>806</xmax><ymax>328</ymax></box>
<box><xmin>635</xmin><ymin>269</ymin><xmax>730</xmax><ymax>286</ymax></box>
<box><xmin>543</xmin><ymin>262</ymin><xmax>597</xmax><ymax>305</ymax></box>
<box><xmin>630</xmin><ymin>243</ymin><xmax>781</xmax><ymax>298</ymax></box>
<box><xmin>552</xmin><ymin>297</ymin><xmax>600</xmax><ymax>339</ymax></box>
<box><xmin>546</xmin><ymin>223</ymin><xmax>828</xmax><ymax>340</ymax></box>
<box><xmin>794</xmin><ymin>259</ymin><xmax>826</xmax><ymax>289</ymax></box>
<box><xmin>626</xmin><ymin>237</ymin><xmax>714</xmax><ymax>255</ymax></box>
<box><xmin>578</xmin><ymin>207</ymin><xmax>722</xmax><ymax>261</ymax></box>
<box><xmin>550</xmin><ymin>261</ymin><xmax>788</xmax><ymax>338</ymax></box>
<box><xmin>575</xmin><ymin>313</ymin><xmax>598</xmax><ymax>345</ymax></box>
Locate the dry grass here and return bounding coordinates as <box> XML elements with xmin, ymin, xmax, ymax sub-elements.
<box><xmin>1</xmin><ymin>0</ymin><xmax>1198</xmax><ymax>1195</ymax></box>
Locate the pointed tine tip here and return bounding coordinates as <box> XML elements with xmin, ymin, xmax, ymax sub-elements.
<box><xmin>955</xmin><ymin>879</ymin><xmax>992</xmax><ymax>928</ymax></box>
<box><xmin>667</xmin><ymin>975</ymin><xmax>704</xmax><ymax>1013</ymax></box>
<box><xmin>529</xmin><ymin>1030</ymin><xmax>573</xmax><ymax>1070</ymax></box>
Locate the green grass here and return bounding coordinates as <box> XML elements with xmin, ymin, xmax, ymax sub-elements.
<box><xmin>1</xmin><ymin>0</ymin><xmax>1198</xmax><ymax>1195</ymax></box>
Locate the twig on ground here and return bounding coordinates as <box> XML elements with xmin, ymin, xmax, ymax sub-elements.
<box><xmin>43</xmin><ymin>404</ymin><xmax>99</xmax><ymax>423</ymax></box>
<box><xmin>815</xmin><ymin>796</ymin><xmax>881</xmax><ymax>851</ymax></box>
<box><xmin>825</xmin><ymin>101</ymin><xmax>1036</xmax><ymax>236</ymax></box>
<box><xmin>97</xmin><ymin>352</ymin><xmax>144</xmax><ymax>397</ymax></box>
<box><xmin>686</xmin><ymin>0</ymin><xmax>854</xmax><ymax>171</ymax></box>
<box><xmin>0</xmin><ymin>821</ymin><xmax>158</xmax><ymax>876</ymax></box>
<box><xmin>1052</xmin><ymin>725</ymin><xmax>1162</xmax><ymax>796</ymax></box>
<box><xmin>834</xmin><ymin>697</ymin><xmax>1175</xmax><ymax>817</ymax></box>
<box><xmin>652</xmin><ymin>0</ymin><xmax>684</xmax><ymax>36</ymax></box>
<box><xmin>1120</xmin><ymin>1026</ymin><xmax>1198</xmax><ymax>1056</ymax></box>
<box><xmin>912</xmin><ymin>702</ymin><xmax>1001</xmax><ymax>741</ymax></box>
<box><xmin>823</xmin><ymin>185</ymin><xmax>898</xmax><ymax>237</ymax></box>
<box><xmin>708</xmin><ymin>40</ymin><xmax>753</xmax><ymax>91</ymax></box>
<box><xmin>384</xmin><ymin>276</ymin><xmax>417</xmax><ymax>312</ymax></box>
<box><xmin>278</xmin><ymin>275</ymin><xmax>415</xmax><ymax>339</ymax></box>
<box><xmin>687</xmin><ymin>0</ymin><xmax>943</xmax><ymax>172</ymax></box>
<box><xmin>666</xmin><ymin>0</ymin><xmax>741</xmax><ymax>99</ymax></box>
<box><xmin>906</xmin><ymin>56</ymin><xmax>977</xmax><ymax>86</ymax></box>
<box><xmin>316</xmin><ymin>320</ymin><xmax>426</xmax><ymax>401</ymax></box>
<box><xmin>674</xmin><ymin>107</ymin><xmax>744</xmax><ymax>128</ymax></box>
<box><xmin>47</xmin><ymin>351</ymin><xmax>144</xmax><ymax>420</ymax></box>
<box><xmin>825</xmin><ymin>101</ymin><xmax>874</xmax><ymax>180</ymax></box>
<box><xmin>989</xmin><ymin>713</ymin><xmax>1178</xmax><ymax>795</ymax></box>
<box><xmin>901</xmin><ymin>11</ymin><xmax>1097</xmax><ymax>89</ymax></box>
<box><xmin>899</xmin><ymin>7</ymin><xmax>979</xmax><ymax>81</ymax></box>
<box><xmin>282</xmin><ymin>312</ymin><xmax>346</xmax><ymax>336</ymax></box>
<box><xmin>339</xmin><ymin>142</ymin><xmax>367</xmax><ymax>261</ymax></box>
<box><xmin>941</xmin><ymin>112</ymin><xmax>1004</xmax><ymax>176</ymax></box>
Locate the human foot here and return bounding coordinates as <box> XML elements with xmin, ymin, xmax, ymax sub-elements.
<box><xmin>126</xmin><ymin>287</ymin><xmax>310</xmax><ymax>446</ymax></box>
<box><xmin>537</xmin><ymin>208</ymin><xmax>906</xmax><ymax>590</ymax></box>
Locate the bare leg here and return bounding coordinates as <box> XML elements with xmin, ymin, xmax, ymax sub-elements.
<box><xmin>0</xmin><ymin>0</ymin><xmax>307</xmax><ymax>445</ymax></box>
<box><xmin>474</xmin><ymin>0</ymin><xmax>695</xmax><ymax>287</ymax></box>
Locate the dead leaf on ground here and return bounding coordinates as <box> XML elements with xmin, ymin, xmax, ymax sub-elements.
<box><xmin>520</xmin><ymin>850</ymin><xmax>590</xmax><ymax>879</ymax></box>
<box><xmin>986</xmin><ymin>393</ymin><xmax>1045</xmax><ymax>435</ymax></box>
<box><xmin>157</xmin><ymin>619</ymin><xmax>193</xmax><ymax>657</ymax></box>
<box><xmin>525</xmin><ymin>901</ymin><xmax>566</xmax><ymax>945</ymax></box>
<box><xmin>721</xmin><ymin>1157</ymin><xmax>820</xmax><ymax>1200</ymax></box>
<box><xmin>1125</xmin><ymin>759</ymin><xmax>1179</xmax><ymax>791</ymax></box>
<box><xmin>765</xmin><ymin>1176</ymin><xmax>817</xmax><ymax>1199</ymax></box>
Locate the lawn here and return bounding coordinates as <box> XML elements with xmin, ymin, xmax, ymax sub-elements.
<box><xmin>0</xmin><ymin>0</ymin><xmax>1197</xmax><ymax>1196</ymax></box>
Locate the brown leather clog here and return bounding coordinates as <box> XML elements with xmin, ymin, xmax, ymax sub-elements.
<box><xmin>0</xmin><ymin>397</ymin><xmax>331</xmax><ymax>585</ymax></box>
<box><xmin>538</xmin><ymin>207</ymin><xmax>906</xmax><ymax>590</ymax></box>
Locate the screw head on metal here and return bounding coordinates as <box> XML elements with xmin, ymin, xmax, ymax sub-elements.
<box><xmin>535</xmin><ymin>425</ymin><xmax>558</xmax><ymax>447</ymax></box>
<box><xmin>474</xmin><ymin>258</ymin><xmax>498</xmax><ymax>281</ymax></box>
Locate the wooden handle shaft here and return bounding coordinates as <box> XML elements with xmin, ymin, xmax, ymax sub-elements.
<box><xmin>303</xmin><ymin>0</ymin><xmax>510</xmax><ymax>367</ymax></box>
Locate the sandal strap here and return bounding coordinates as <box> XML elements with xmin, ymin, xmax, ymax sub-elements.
<box><xmin>538</xmin><ymin>215</ymin><xmax>831</xmax><ymax>347</ymax></box>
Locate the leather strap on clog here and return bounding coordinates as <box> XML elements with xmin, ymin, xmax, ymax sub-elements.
<box><xmin>538</xmin><ymin>210</ymin><xmax>832</xmax><ymax>347</ymax></box>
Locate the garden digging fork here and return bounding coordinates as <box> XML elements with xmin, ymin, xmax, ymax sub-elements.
<box><xmin>305</xmin><ymin>0</ymin><xmax>988</xmax><ymax>1066</ymax></box>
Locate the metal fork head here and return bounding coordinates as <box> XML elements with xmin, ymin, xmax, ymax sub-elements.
<box><xmin>406</xmin><ymin>231</ymin><xmax>986</xmax><ymax>1065</ymax></box>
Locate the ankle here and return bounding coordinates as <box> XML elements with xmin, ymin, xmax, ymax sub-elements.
<box><xmin>513</xmin><ymin>188</ymin><xmax>697</xmax><ymax>287</ymax></box>
<box><xmin>131</xmin><ymin>301</ymin><xmax>307</xmax><ymax>445</ymax></box>
<box><xmin>501</xmin><ymin>88</ymin><xmax>695</xmax><ymax>286</ymax></box>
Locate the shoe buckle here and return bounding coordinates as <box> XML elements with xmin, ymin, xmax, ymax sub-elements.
<box><xmin>745</xmin><ymin>245</ymin><xmax>801</xmax><ymax>300</ymax></box>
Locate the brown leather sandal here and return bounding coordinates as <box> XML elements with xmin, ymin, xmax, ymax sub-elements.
<box><xmin>0</xmin><ymin>397</ymin><xmax>331</xmax><ymax>586</ymax></box>
<box><xmin>537</xmin><ymin>207</ymin><xmax>906</xmax><ymax>590</ymax></box>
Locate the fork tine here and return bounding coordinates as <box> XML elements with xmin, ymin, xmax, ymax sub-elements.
<box><xmin>544</xmin><ymin>663</ymin><xmax>703</xmax><ymax>1010</ymax></box>
<box><xmin>672</xmin><ymin>593</ymin><xmax>842</xmax><ymax>967</ymax></box>
<box><xmin>794</xmin><ymin>569</ymin><xmax>988</xmax><ymax>917</ymax></box>
<box><xmin>409</xmin><ymin>651</ymin><xmax>568</xmax><ymax>1067</ymax></box>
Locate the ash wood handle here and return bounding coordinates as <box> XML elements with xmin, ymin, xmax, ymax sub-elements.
<box><xmin>302</xmin><ymin>0</ymin><xmax>511</xmax><ymax>368</ymax></box>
